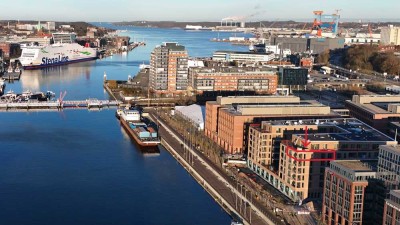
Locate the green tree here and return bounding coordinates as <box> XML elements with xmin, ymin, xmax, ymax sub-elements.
<box><xmin>316</xmin><ymin>50</ymin><xmax>330</xmax><ymax>65</ymax></box>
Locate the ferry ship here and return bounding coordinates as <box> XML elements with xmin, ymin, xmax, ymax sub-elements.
<box><xmin>117</xmin><ymin>109</ymin><xmax>160</xmax><ymax>147</ymax></box>
<box><xmin>184</xmin><ymin>25</ymin><xmax>213</xmax><ymax>31</ymax></box>
<box><xmin>19</xmin><ymin>33</ymin><xmax>97</xmax><ymax>70</ymax></box>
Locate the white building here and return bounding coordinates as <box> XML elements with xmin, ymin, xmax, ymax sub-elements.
<box><xmin>173</xmin><ymin>104</ymin><xmax>205</xmax><ymax>130</ymax></box>
<box><xmin>213</xmin><ymin>51</ymin><xmax>275</xmax><ymax>63</ymax></box>
<box><xmin>16</xmin><ymin>24</ymin><xmax>35</xmax><ymax>31</ymax></box>
<box><xmin>46</xmin><ymin>22</ymin><xmax>56</xmax><ymax>31</ymax></box>
<box><xmin>188</xmin><ymin>60</ymin><xmax>205</xmax><ymax>68</ymax></box>
<box><xmin>345</xmin><ymin>33</ymin><xmax>381</xmax><ymax>45</ymax></box>
<box><xmin>381</xmin><ymin>25</ymin><xmax>400</xmax><ymax>45</ymax></box>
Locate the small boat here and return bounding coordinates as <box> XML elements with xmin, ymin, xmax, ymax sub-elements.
<box><xmin>14</xmin><ymin>66</ymin><xmax>21</xmax><ymax>74</ymax></box>
<box><xmin>1</xmin><ymin>90</ymin><xmax>17</xmax><ymax>101</ymax></box>
<box><xmin>139</xmin><ymin>62</ymin><xmax>150</xmax><ymax>70</ymax></box>
<box><xmin>7</xmin><ymin>66</ymin><xmax>13</xmax><ymax>73</ymax></box>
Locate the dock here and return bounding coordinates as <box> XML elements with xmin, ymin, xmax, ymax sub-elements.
<box><xmin>0</xmin><ymin>99</ymin><xmax>122</xmax><ymax>110</ymax></box>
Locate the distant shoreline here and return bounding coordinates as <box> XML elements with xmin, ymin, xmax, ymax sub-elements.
<box><xmin>111</xmin><ymin>20</ymin><xmax>400</xmax><ymax>29</ymax></box>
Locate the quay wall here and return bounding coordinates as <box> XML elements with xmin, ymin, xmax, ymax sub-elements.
<box><xmin>160</xmin><ymin>138</ymin><xmax>251</xmax><ymax>225</ymax></box>
<box><xmin>150</xmin><ymin>112</ymin><xmax>281</xmax><ymax>225</ymax></box>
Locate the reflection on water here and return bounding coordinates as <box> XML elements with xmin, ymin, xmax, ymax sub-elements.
<box><xmin>20</xmin><ymin>62</ymin><xmax>94</xmax><ymax>91</ymax></box>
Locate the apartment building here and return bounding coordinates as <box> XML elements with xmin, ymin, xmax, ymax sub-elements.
<box><xmin>383</xmin><ymin>190</ymin><xmax>400</xmax><ymax>225</ymax></box>
<box><xmin>381</xmin><ymin>25</ymin><xmax>400</xmax><ymax>45</ymax></box>
<box><xmin>149</xmin><ymin>42</ymin><xmax>188</xmax><ymax>95</ymax></box>
<box><xmin>378</xmin><ymin>145</ymin><xmax>400</xmax><ymax>190</ymax></box>
<box><xmin>247</xmin><ymin>118</ymin><xmax>396</xmax><ymax>202</ymax></box>
<box><xmin>322</xmin><ymin>160</ymin><xmax>382</xmax><ymax>225</ymax></box>
<box><xmin>189</xmin><ymin>67</ymin><xmax>277</xmax><ymax>94</ymax></box>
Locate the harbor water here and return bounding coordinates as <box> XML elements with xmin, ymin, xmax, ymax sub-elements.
<box><xmin>0</xmin><ymin>24</ymin><xmax>250</xmax><ymax>225</ymax></box>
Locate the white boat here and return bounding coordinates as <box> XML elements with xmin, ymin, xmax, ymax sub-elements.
<box><xmin>1</xmin><ymin>90</ymin><xmax>17</xmax><ymax>101</ymax></box>
<box><xmin>19</xmin><ymin>33</ymin><xmax>97</xmax><ymax>70</ymax></box>
<box><xmin>139</xmin><ymin>63</ymin><xmax>150</xmax><ymax>70</ymax></box>
<box><xmin>14</xmin><ymin>66</ymin><xmax>21</xmax><ymax>73</ymax></box>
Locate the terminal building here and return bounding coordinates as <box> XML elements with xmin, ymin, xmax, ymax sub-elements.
<box><xmin>246</xmin><ymin>118</ymin><xmax>396</xmax><ymax>203</ymax></box>
<box><xmin>271</xmin><ymin>36</ymin><xmax>345</xmax><ymax>54</ymax></box>
<box><xmin>204</xmin><ymin>96</ymin><xmax>336</xmax><ymax>154</ymax></box>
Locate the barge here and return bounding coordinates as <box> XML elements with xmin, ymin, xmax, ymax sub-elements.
<box><xmin>117</xmin><ymin>109</ymin><xmax>160</xmax><ymax>147</ymax></box>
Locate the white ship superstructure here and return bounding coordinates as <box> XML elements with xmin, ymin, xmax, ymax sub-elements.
<box><xmin>19</xmin><ymin>33</ymin><xmax>97</xmax><ymax>70</ymax></box>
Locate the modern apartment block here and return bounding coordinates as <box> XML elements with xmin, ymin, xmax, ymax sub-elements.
<box><xmin>322</xmin><ymin>160</ymin><xmax>383</xmax><ymax>225</ymax></box>
<box><xmin>204</xmin><ymin>96</ymin><xmax>336</xmax><ymax>155</ymax></box>
<box><xmin>345</xmin><ymin>95</ymin><xmax>400</xmax><ymax>133</ymax></box>
<box><xmin>247</xmin><ymin>118</ymin><xmax>396</xmax><ymax>202</ymax></box>
<box><xmin>189</xmin><ymin>66</ymin><xmax>277</xmax><ymax>94</ymax></box>
<box><xmin>149</xmin><ymin>42</ymin><xmax>188</xmax><ymax>94</ymax></box>
<box><xmin>378</xmin><ymin>145</ymin><xmax>400</xmax><ymax>190</ymax></box>
<box><xmin>381</xmin><ymin>25</ymin><xmax>400</xmax><ymax>45</ymax></box>
<box><xmin>383</xmin><ymin>190</ymin><xmax>400</xmax><ymax>225</ymax></box>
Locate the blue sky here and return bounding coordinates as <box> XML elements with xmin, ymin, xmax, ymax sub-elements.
<box><xmin>2</xmin><ymin>0</ymin><xmax>399</xmax><ymax>22</ymax></box>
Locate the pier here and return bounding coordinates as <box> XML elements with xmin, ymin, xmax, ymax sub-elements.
<box><xmin>0</xmin><ymin>99</ymin><xmax>122</xmax><ymax>110</ymax></box>
<box><xmin>1</xmin><ymin>72</ymin><xmax>21</xmax><ymax>81</ymax></box>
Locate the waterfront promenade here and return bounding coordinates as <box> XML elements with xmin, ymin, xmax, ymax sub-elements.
<box><xmin>149</xmin><ymin>111</ymin><xmax>285</xmax><ymax>225</ymax></box>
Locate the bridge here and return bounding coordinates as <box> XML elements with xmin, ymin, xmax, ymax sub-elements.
<box><xmin>0</xmin><ymin>99</ymin><xmax>122</xmax><ymax>110</ymax></box>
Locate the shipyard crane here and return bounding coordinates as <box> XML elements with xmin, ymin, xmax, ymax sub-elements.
<box><xmin>311</xmin><ymin>10</ymin><xmax>340</xmax><ymax>37</ymax></box>
<box><xmin>312</xmin><ymin>11</ymin><xmax>324</xmax><ymax>37</ymax></box>
<box><xmin>334</xmin><ymin>9</ymin><xmax>342</xmax><ymax>16</ymax></box>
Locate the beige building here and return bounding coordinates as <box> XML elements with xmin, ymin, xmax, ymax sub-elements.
<box><xmin>378</xmin><ymin>145</ymin><xmax>400</xmax><ymax>190</ymax></box>
<box><xmin>322</xmin><ymin>160</ymin><xmax>380</xmax><ymax>225</ymax></box>
<box><xmin>204</xmin><ymin>96</ymin><xmax>335</xmax><ymax>154</ymax></box>
<box><xmin>346</xmin><ymin>95</ymin><xmax>400</xmax><ymax>133</ymax></box>
<box><xmin>247</xmin><ymin>118</ymin><xmax>397</xmax><ymax>202</ymax></box>
<box><xmin>381</xmin><ymin>25</ymin><xmax>400</xmax><ymax>45</ymax></box>
<box><xmin>383</xmin><ymin>190</ymin><xmax>400</xmax><ymax>225</ymax></box>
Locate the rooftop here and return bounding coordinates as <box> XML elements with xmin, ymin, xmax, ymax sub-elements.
<box><xmin>380</xmin><ymin>145</ymin><xmax>400</xmax><ymax>154</ymax></box>
<box><xmin>268</xmin><ymin>118</ymin><xmax>395</xmax><ymax>142</ymax></box>
<box><xmin>214</xmin><ymin>50</ymin><xmax>274</xmax><ymax>55</ymax></box>
<box><xmin>349</xmin><ymin>95</ymin><xmax>400</xmax><ymax>114</ymax></box>
<box><xmin>216</xmin><ymin>95</ymin><xmax>300</xmax><ymax>105</ymax></box>
<box><xmin>333</xmin><ymin>160</ymin><xmax>376</xmax><ymax>172</ymax></box>
<box><xmin>225</xmin><ymin>101</ymin><xmax>330</xmax><ymax>116</ymax></box>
